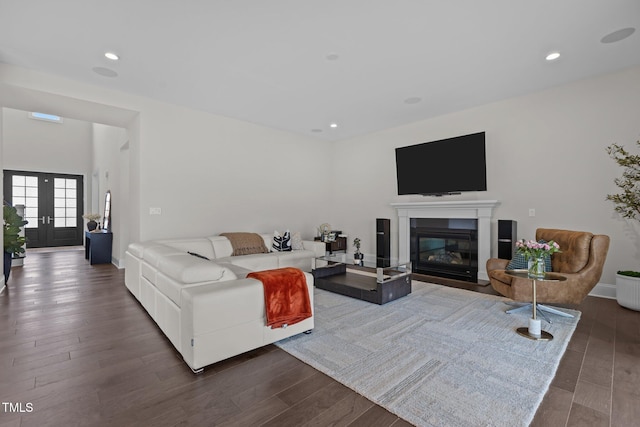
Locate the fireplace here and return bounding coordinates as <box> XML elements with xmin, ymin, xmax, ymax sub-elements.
<box><xmin>411</xmin><ymin>218</ymin><xmax>478</xmax><ymax>282</ymax></box>
<box><xmin>391</xmin><ymin>200</ymin><xmax>499</xmax><ymax>282</ymax></box>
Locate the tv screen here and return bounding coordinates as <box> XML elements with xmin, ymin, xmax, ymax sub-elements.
<box><xmin>395</xmin><ymin>132</ymin><xmax>487</xmax><ymax>196</ymax></box>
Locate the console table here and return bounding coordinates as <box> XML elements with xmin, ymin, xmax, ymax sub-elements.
<box><xmin>85</xmin><ymin>230</ymin><xmax>113</xmax><ymax>265</ymax></box>
<box><xmin>314</xmin><ymin>236</ymin><xmax>347</xmax><ymax>254</ymax></box>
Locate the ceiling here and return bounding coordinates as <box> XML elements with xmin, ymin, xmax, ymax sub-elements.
<box><xmin>1</xmin><ymin>0</ymin><xmax>639</xmax><ymax>141</ymax></box>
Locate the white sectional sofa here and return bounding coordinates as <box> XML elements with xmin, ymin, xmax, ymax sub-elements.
<box><xmin>124</xmin><ymin>233</ymin><xmax>325</xmax><ymax>372</ymax></box>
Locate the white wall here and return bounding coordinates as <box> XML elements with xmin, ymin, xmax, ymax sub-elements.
<box><xmin>136</xmin><ymin>103</ymin><xmax>333</xmax><ymax>241</ymax></box>
<box><xmin>92</xmin><ymin>123</ymin><xmax>127</xmax><ymax>265</ymax></box>
<box><xmin>330</xmin><ymin>66</ymin><xmax>640</xmax><ymax>288</ymax></box>
<box><xmin>2</xmin><ymin>107</ymin><xmax>92</xmax><ymax>176</ymax></box>
<box><xmin>0</xmin><ymin>64</ymin><xmax>333</xmax><ymax>253</ymax></box>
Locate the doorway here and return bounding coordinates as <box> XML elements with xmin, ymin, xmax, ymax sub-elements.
<box><xmin>3</xmin><ymin>170</ymin><xmax>84</xmax><ymax>248</ymax></box>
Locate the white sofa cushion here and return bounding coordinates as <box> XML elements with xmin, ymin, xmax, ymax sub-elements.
<box><xmin>217</xmin><ymin>253</ymin><xmax>279</xmax><ymax>272</ymax></box>
<box><xmin>144</xmin><ymin>245</ymin><xmax>185</xmax><ymax>267</ymax></box>
<box><xmin>127</xmin><ymin>241</ymin><xmax>146</xmax><ymax>258</ymax></box>
<box><xmin>208</xmin><ymin>236</ymin><xmax>234</xmax><ymax>258</ymax></box>
<box><xmin>156</xmin><ymin>238</ymin><xmax>216</xmax><ymax>260</ymax></box>
<box><xmin>276</xmin><ymin>250</ymin><xmax>314</xmax><ymax>264</ymax></box>
<box><xmin>158</xmin><ymin>254</ymin><xmax>236</xmax><ymax>284</ymax></box>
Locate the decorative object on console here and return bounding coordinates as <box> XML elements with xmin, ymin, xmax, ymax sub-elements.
<box><xmin>315</xmin><ymin>231</ymin><xmax>347</xmax><ymax>255</ymax></box>
<box><xmin>353</xmin><ymin>237</ymin><xmax>363</xmax><ymax>265</ymax></box>
<box><xmin>220</xmin><ymin>232</ymin><xmax>268</xmax><ymax>255</ymax></box>
<box><xmin>272</xmin><ymin>230</ymin><xmax>292</xmax><ymax>252</ymax></box>
<box><xmin>318</xmin><ymin>223</ymin><xmax>331</xmax><ymax>240</ymax></box>
<box><xmin>82</xmin><ymin>213</ymin><xmax>101</xmax><ymax>231</ymax></box>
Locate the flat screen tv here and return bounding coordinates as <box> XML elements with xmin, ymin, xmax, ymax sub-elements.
<box><xmin>395</xmin><ymin>132</ymin><xmax>486</xmax><ymax>196</ymax></box>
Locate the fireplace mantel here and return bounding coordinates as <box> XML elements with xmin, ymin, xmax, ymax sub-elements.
<box><xmin>391</xmin><ymin>200</ymin><xmax>500</xmax><ymax>281</ymax></box>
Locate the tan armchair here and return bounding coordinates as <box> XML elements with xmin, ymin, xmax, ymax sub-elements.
<box><xmin>487</xmin><ymin>228</ymin><xmax>610</xmax><ymax>315</ymax></box>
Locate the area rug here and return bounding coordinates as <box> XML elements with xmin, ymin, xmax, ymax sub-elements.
<box><xmin>275</xmin><ymin>280</ymin><xmax>580</xmax><ymax>427</ymax></box>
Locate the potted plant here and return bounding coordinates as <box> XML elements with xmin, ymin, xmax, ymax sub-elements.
<box><xmin>3</xmin><ymin>204</ymin><xmax>28</xmax><ymax>283</ymax></box>
<box><xmin>83</xmin><ymin>213</ymin><xmax>101</xmax><ymax>231</ymax></box>
<box><xmin>607</xmin><ymin>141</ymin><xmax>640</xmax><ymax>311</ymax></box>
<box><xmin>353</xmin><ymin>237</ymin><xmax>364</xmax><ymax>265</ymax></box>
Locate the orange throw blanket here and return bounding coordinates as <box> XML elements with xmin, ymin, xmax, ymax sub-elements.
<box><xmin>247</xmin><ymin>267</ymin><xmax>312</xmax><ymax>329</ymax></box>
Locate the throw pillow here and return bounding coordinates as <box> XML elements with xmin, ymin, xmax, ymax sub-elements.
<box><xmin>291</xmin><ymin>231</ymin><xmax>304</xmax><ymax>250</ymax></box>
<box><xmin>505</xmin><ymin>239</ymin><xmax>552</xmax><ymax>272</ymax></box>
<box><xmin>272</xmin><ymin>230</ymin><xmax>292</xmax><ymax>252</ymax></box>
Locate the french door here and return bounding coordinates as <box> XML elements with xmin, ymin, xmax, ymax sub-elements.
<box><xmin>3</xmin><ymin>170</ymin><xmax>84</xmax><ymax>248</ymax></box>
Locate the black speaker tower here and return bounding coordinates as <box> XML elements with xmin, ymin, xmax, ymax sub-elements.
<box><xmin>497</xmin><ymin>220</ymin><xmax>517</xmax><ymax>260</ymax></box>
<box><xmin>376</xmin><ymin>218</ymin><xmax>391</xmax><ymax>267</ymax></box>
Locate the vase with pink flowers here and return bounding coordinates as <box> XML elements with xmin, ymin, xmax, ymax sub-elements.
<box><xmin>515</xmin><ymin>239</ymin><xmax>561</xmax><ymax>279</ymax></box>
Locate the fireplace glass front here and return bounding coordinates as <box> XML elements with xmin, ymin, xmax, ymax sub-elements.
<box><xmin>410</xmin><ymin>218</ymin><xmax>478</xmax><ymax>282</ymax></box>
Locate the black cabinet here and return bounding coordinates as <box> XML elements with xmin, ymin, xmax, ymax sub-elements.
<box><xmin>85</xmin><ymin>231</ymin><xmax>113</xmax><ymax>265</ymax></box>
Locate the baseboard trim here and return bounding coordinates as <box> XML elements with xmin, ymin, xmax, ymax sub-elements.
<box><xmin>589</xmin><ymin>282</ymin><xmax>616</xmax><ymax>300</ymax></box>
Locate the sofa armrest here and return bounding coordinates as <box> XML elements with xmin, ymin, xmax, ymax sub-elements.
<box><xmin>302</xmin><ymin>240</ymin><xmax>326</xmax><ymax>257</ymax></box>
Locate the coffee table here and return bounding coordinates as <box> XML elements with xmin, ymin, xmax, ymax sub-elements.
<box><xmin>312</xmin><ymin>254</ymin><xmax>412</xmax><ymax>305</ymax></box>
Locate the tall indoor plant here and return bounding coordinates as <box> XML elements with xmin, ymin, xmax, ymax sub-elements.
<box><xmin>607</xmin><ymin>141</ymin><xmax>640</xmax><ymax>310</ymax></box>
<box><xmin>3</xmin><ymin>204</ymin><xmax>28</xmax><ymax>283</ymax></box>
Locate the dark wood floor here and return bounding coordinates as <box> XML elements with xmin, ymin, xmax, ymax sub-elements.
<box><xmin>1</xmin><ymin>250</ymin><xmax>638</xmax><ymax>426</ymax></box>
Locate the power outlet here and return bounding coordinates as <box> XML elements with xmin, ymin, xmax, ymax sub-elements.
<box><xmin>149</xmin><ymin>207</ymin><xmax>162</xmax><ymax>215</ymax></box>
<box><xmin>528</xmin><ymin>208</ymin><xmax>535</xmax><ymax>217</ymax></box>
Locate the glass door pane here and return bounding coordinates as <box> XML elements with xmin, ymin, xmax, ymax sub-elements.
<box><xmin>11</xmin><ymin>174</ymin><xmax>39</xmax><ymax>229</ymax></box>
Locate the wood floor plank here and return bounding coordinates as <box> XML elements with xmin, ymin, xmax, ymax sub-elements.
<box><xmin>530</xmin><ymin>385</ymin><xmax>573</xmax><ymax>427</ymax></box>
<box><xmin>262</xmin><ymin>381</ymin><xmax>355</xmax><ymax>427</ymax></box>
<box><xmin>304</xmin><ymin>392</ymin><xmax>374</xmax><ymax>427</ymax></box>
<box><xmin>346</xmin><ymin>405</ymin><xmax>401</xmax><ymax>427</ymax></box>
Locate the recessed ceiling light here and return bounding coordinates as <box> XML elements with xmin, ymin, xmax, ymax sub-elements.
<box><xmin>104</xmin><ymin>52</ymin><xmax>119</xmax><ymax>61</ymax></box>
<box><xmin>601</xmin><ymin>27</ymin><xmax>635</xmax><ymax>44</ymax></box>
<box><xmin>326</xmin><ymin>53</ymin><xmax>340</xmax><ymax>61</ymax></box>
<box><xmin>330</xmin><ymin>123</ymin><xmax>338</xmax><ymax>128</ymax></box>
<box><xmin>545</xmin><ymin>52</ymin><xmax>561</xmax><ymax>61</ymax></box>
